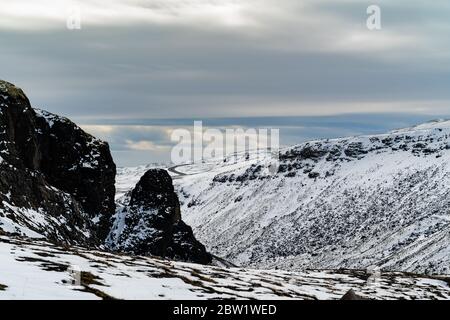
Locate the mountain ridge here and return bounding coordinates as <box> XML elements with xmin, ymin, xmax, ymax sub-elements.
<box><xmin>116</xmin><ymin>118</ymin><xmax>450</xmax><ymax>275</ymax></box>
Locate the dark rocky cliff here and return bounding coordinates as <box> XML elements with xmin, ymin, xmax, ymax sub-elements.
<box><xmin>0</xmin><ymin>80</ymin><xmax>116</xmax><ymax>244</ymax></box>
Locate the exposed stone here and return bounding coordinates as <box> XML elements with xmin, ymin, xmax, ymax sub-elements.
<box><xmin>0</xmin><ymin>80</ymin><xmax>116</xmax><ymax>244</ymax></box>
<box><xmin>109</xmin><ymin>169</ymin><xmax>212</xmax><ymax>264</ymax></box>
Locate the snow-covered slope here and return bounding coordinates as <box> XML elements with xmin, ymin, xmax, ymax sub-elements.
<box><xmin>1</xmin><ymin>235</ymin><xmax>449</xmax><ymax>300</ymax></box>
<box><xmin>116</xmin><ymin>120</ymin><xmax>450</xmax><ymax>275</ymax></box>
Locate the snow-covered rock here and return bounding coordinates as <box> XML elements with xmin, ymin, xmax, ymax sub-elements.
<box><xmin>107</xmin><ymin>169</ymin><xmax>211</xmax><ymax>264</ymax></box>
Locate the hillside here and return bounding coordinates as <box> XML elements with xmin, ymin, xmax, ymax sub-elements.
<box><xmin>117</xmin><ymin>120</ymin><xmax>450</xmax><ymax>275</ymax></box>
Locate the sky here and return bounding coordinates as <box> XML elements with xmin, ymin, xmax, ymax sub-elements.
<box><xmin>1</xmin><ymin>0</ymin><xmax>449</xmax><ymax>166</ymax></box>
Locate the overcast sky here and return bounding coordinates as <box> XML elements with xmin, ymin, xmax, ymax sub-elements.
<box><xmin>1</xmin><ymin>0</ymin><xmax>449</xmax><ymax>165</ymax></box>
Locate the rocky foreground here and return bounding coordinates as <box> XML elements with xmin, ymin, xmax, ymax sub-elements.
<box><xmin>0</xmin><ymin>235</ymin><xmax>449</xmax><ymax>300</ymax></box>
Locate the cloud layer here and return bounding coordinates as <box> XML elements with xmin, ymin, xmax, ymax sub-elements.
<box><xmin>1</xmin><ymin>1</ymin><xmax>449</xmax><ymax>165</ymax></box>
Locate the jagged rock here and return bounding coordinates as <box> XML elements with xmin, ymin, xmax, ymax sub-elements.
<box><xmin>340</xmin><ymin>289</ymin><xmax>369</xmax><ymax>300</ymax></box>
<box><xmin>108</xmin><ymin>169</ymin><xmax>211</xmax><ymax>264</ymax></box>
<box><xmin>280</xmin><ymin>145</ymin><xmax>328</xmax><ymax>161</ymax></box>
<box><xmin>0</xmin><ymin>80</ymin><xmax>116</xmax><ymax>244</ymax></box>
<box><xmin>344</xmin><ymin>142</ymin><xmax>368</xmax><ymax>158</ymax></box>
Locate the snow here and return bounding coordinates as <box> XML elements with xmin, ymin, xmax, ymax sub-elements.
<box><xmin>0</xmin><ymin>202</ymin><xmax>47</xmax><ymax>239</ymax></box>
<box><xmin>0</xmin><ymin>242</ymin><xmax>94</xmax><ymax>300</ymax></box>
<box><xmin>116</xmin><ymin>120</ymin><xmax>450</xmax><ymax>275</ymax></box>
<box><xmin>1</xmin><ymin>235</ymin><xmax>449</xmax><ymax>300</ymax></box>
<box><xmin>34</xmin><ymin>109</ymin><xmax>57</xmax><ymax>128</ymax></box>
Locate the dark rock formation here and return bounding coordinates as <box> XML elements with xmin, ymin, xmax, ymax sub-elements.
<box><xmin>0</xmin><ymin>80</ymin><xmax>210</xmax><ymax>264</ymax></box>
<box><xmin>33</xmin><ymin>109</ymin><xmax>116</xmax><ymax>240</ymax></box>
<box><xmin>108</xmin><ymin>169</ymin><xmax>212</xmax><ymax>264</ymax></box>
<box><xmin>0</xmin><ymin>80</ymin><xmax>116</xmax><ymax>244</ymax></box>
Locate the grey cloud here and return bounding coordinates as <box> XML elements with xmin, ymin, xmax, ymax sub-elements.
<box><xmin>0</xmin><ymin>1</ymin><xmax>449</xmax><ymax>165</ymax></box>
<box><xmin>3</xmin><ymin>25</ymin><xmax>450</xmax><ymax>121</ymax></box>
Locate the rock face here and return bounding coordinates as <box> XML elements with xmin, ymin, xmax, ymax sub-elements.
<box><xmin>0</xmin><ymin>80</ymin><xmax>210</xmax><ymax>264</ymax></box>
<box><xmin>107</xmin><ymin>169</ymin><xmax>212</xmax><ymax>264</ymax></box>
<box><xmin>0</xmin><ymin>80</ymin><xmax>116</xmax><ymax>244</ymax></box>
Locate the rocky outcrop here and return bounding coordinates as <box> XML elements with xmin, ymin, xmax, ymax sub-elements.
<box><xmin>33</xmin><ymin>109</ymin><xmax>116</xmax><ymax>240</ymax></box>
<box><xmin>0</xmin><ymin>80</ymin><xmax>116</xmax><ymax>244</ymax></box>
<box><xmin>0</xmin><ymin>80</ymin><xmax>210</xmax><ymax>265</ymax></box>
<box><xmin>107</xmin><ymin>169</ymin><xmax>212</xmax><ymax>264</ymax></box>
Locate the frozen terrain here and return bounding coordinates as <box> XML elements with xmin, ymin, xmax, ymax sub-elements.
<box><xmin>116</xmin><ymin>120</ymin><xmax>450</xmax><ymax>275</ymax></box>
<box><xmin>1</xmin><ymin>235</ymin><xmax>449</xmax><ymax>300</ymax></box>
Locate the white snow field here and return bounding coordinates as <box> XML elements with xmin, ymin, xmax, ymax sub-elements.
<box><xmin>0</xmin><ymin>235</ymin><xmax>449</xmax><ymax>300</ymax></box>
<box><xmin>117</xmin><ymin>120</ymin><xmax>450</xmax><ymax>275</ymax></box>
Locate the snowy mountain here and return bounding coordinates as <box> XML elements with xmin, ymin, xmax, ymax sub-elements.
<box><xmin>2</xmin><ymin>79</ymin><xmax>449</xmax><ymax>299</ymax></box>
<box><xmin>117</xmin><ymin>120</ymin><xmax>450</xmax><ymax>275</ymax></box>
<box><xmin>1</xmin><ymin>235</ymin><xmax>449</xmax><ymax>300</ymax></box>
